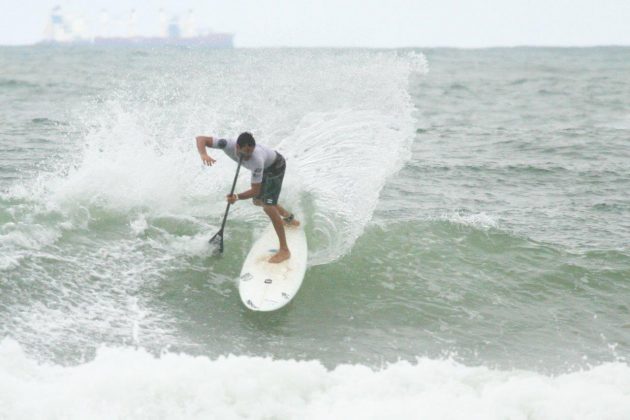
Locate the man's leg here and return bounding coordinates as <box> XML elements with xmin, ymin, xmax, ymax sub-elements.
<box><xmin>263</xmin><ymin>205</ymin><xmax>291</xmax><ymax>263</ymax></box>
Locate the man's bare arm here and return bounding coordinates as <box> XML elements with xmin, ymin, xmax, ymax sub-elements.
<box><xmin>227</xmin><ymin>183</ymin><xmax>262</xmax><ymax>203</ymax></box>
<box><xmin>196</xmin><ymin>136</ymin><xmax>216</xmax><ymax>166</ymax></box>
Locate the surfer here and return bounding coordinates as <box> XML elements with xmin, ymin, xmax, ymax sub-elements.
<box><xmin>196</xmin><ymin>132</ymin><xmax>300</xmax><ymax>263</ymax></box>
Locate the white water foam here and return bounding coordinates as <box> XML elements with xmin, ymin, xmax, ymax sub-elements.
<box><xmin>0</xmin><ymin>221</ymin><xmax>62</xmax><ymax>271</ymax></box>
<box><xmin>1</xmin><ymin>338</ymin><xmax>629</xmax><ymax>420</ymax></box>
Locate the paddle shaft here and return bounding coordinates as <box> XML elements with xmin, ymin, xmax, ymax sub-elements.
<box><xmin>218</xmin><ymin>154</ymin><xmax>243</xmax><ymax>234</ymax></box>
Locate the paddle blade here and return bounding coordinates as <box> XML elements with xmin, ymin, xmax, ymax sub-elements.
<box><xmin>209</xmin><ymin>231</ymin><xmax>224</xmax><ymax>254</ymax></box>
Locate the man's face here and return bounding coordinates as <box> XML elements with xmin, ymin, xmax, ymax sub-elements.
<box><xmin>237</xmin><ymin>145</ymin><xmax>255</xmax><ymax>160</ymax></box>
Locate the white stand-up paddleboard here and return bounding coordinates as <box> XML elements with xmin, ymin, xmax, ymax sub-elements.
<box><xmin>239</xmin><ymin>224</ymin><xmax>307</xmax><ymax>311</ymax></box>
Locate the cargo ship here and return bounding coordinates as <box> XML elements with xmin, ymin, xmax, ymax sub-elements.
<box><xmin>42</xmin><ymin>6</ymin><xmax>234</xmax><ymax>48</ymax></box>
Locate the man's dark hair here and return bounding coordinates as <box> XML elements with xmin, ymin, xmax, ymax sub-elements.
<box><xmin>237</xmin><ymin>132</ymin><xmax>256</xmax><ymax>148</ymax></box>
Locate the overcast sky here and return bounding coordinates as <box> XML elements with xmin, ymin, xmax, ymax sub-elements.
<box><xmin>2</xmin><ymin>0</ymin><xmax>630</xmax><ymax>47</ymax></box>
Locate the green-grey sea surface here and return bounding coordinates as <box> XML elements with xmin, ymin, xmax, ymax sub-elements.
<box><xmin>1</xmin><ymin>46</ymin><xmax>629</xmax><ymax>375</ymax></box>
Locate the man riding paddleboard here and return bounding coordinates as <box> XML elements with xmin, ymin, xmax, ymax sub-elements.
<box><xmin>196</xmin><ymin>132</ymin><xmax>299</xmax><ymax>263</ymax></box>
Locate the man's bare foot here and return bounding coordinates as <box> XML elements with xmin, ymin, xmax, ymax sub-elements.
<box><xmin>284</xmin><ymin>218</ymin><xmax>300</xmax><ymax>227</ymax></box>
<box><xmin>282</xmin><ymin>213</ymin><xmax>300</xmax><ymax>228</ymax></box>
<box><xmin>269</xmin><ymin>248</ymin><xmax>291</xmax><ymax>263</ymax></box>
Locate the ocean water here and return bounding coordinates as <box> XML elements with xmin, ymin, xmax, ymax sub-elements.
<box><xmin>1</xmin><ymin>46</ymin><xmax>629</xmax><ymax>419</ymax></box>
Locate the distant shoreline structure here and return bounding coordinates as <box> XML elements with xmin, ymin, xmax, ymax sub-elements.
<box><xmin>40</xmin><ymin>6</ymin><xmax>234</xmax><ymax>48</ymax></box>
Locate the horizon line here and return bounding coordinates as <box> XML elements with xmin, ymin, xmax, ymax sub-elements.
<box><xmin>2</xmin><ymin>42</ymin><xmax>630</xmax><ymax>49</ymax></box>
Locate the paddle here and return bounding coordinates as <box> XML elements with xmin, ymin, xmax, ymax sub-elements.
<box><xmin>209</xmin><ymin>154</ymin><xmax>243</xmax><ymax>254</ymax></box>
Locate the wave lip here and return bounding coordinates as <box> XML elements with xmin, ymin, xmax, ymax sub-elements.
<box><xmin>438</xmin><ymin>211</ymin><xmax>499</xmax><ymax>230</ymax></box>
<box><xmin>1</xmin><ymin>339</ymin><xmax>630</xmax><ymax>420</ymax></box>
